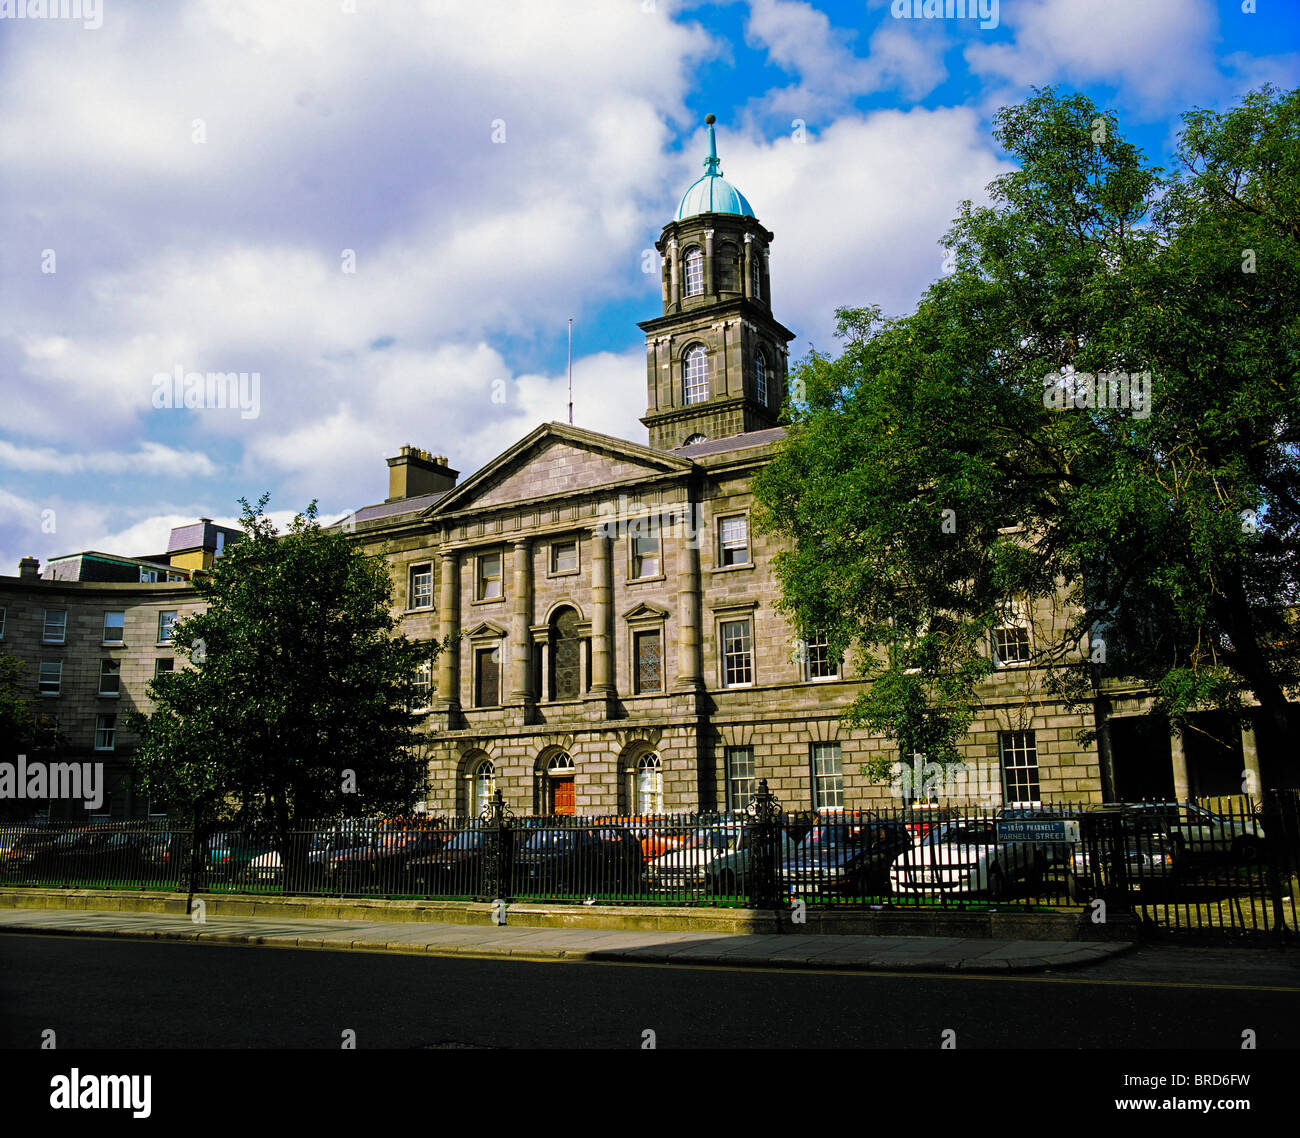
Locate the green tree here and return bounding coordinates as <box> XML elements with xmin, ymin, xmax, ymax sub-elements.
<box><xmin>127</xmin><ymin>496</ymin><xmax>439</xmax><ymax>887</ymax></box>
<box><xmin>754</xmin><ymin>86</ymin><xmax>1299</xmax><ymax>794</ymax></box>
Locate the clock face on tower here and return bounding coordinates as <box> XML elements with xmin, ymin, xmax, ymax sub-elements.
<box><xmin>637</xmin><ymin>117</ymin><xmax>795</xmax><ymax>452</ymax></box>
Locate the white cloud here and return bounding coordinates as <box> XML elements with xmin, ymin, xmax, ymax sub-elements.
<box><xmin>0</xmin><ymin>440</ymin><xmax>218</xmax><ymax>477</ymax></box>
<box><xmin>965</xmin><ymin>0</ymin><xmax>1220</xmax><ymax>111</ymax></box>
<box><xmin>0</xmin><ymin>0</ymin><xmax>714</xmax><ymax>450</ymax></box>
<box><xmin>745</xmin><ymin>0</ymin><xmax>950</xmax><ymax>113</ymax></box>
<box><xmin>710</xmin><ymin>107</ymin><xmax>1011</xmax><ymax>348</ymax></box>
<box><xmin>244</xmin><ymin>343</ymin><xmax>647</xmax><ymax>509</ymax></box>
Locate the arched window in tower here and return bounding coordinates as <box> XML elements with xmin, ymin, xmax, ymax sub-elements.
<box><xmin>755</xmin><ymin>351</ymin><xmax>768</xmax><ymax>405</ymax></box>
<box><xmin>751</xmin><ymin>254</ymin><xmax>762</xmax><ymax>300</ymax></box>
<box><xmin>683</xmin><ymin>345</ymin><xmax>708</xmax><ymax>405</ymax></box>
<box><xmin>684</xmin><ymin>248</ymin><xmax>704</xmax><ymax>296</ymax></box>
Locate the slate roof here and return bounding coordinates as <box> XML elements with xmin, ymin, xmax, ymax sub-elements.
<box><xmin>336</xmin><ymin>490</ymin><xmax>449</xmax><ymax>528</ymax></box>
<box><xmin>673</xmin><ymin>426</ymin><xmax>787</xmax><ymax>458</ymax></box>
<box><xmin>166</xmin><ymin>519</ymin><xmax>241</xmax><ymax>553</ymax></box>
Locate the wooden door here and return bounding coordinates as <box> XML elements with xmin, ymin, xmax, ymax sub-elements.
<box><xmin>550</xmin><ymin>777</ymin><xmax>575</xmax><ymax>816</ymax></box>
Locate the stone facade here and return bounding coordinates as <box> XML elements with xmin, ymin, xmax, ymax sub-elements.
<box><xmin>0</xmin><ymin>572</ymin><xmax>202</xmax><ymax>818</ymax></box>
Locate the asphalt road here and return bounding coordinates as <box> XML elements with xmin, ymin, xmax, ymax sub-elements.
<box><xmin>2</xmin><ymin>933</ymin><xmax>1298</xmax><ymax>1050</ymax></box>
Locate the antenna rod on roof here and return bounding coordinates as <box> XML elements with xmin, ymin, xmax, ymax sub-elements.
<box><xmin>567</xmin><ymin>317</ymin><xmax>574</xmax><ymax>426</ymax></box>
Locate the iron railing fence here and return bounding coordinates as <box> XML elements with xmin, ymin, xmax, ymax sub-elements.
<box><xmin>1</xmin><ymin>791</ymin><xmax>1295</xmax><ymax>940</ymax></box>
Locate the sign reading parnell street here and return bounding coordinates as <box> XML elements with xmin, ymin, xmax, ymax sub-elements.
<box><xmin>996</xmin><ymin>820</ymin><xmax>1080</xmax><ymax>843</ymax></box>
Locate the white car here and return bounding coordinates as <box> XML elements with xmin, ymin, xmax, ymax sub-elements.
<box><xmin>244</xmin><ymin>831</ymin><xmax>352</xmax><ymax>883</ymax></box>
<box><xmin>888</xmin><ymin>817</ymin><xmax>1053</xmax><ymax>898</ymax></box>
<box><xmin>1120</xmin><ymin>803</ymin><xmax>1265</xmax><ymax>860</ymax></box>
<box><xmin>647</xmin><ymin>824</ymin><xmax>797</xmax><ymax>894</ymax></box>
<box><xmin>647</xmin><ymin>825</ymin><xmax>743</xmax><ymax>891</ymax></box>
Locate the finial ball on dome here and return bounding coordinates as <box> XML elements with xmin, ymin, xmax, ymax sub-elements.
<box><xmin>705</xmin><ymin>114</ymin><xmax>715</xmax><ymax>125</ymax></box>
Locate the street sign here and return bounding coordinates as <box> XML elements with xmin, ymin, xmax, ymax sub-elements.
<box><xmin>996</xmin><ymin>819</ymin><xmax>1080</xmax><ymax>843</ymax></box>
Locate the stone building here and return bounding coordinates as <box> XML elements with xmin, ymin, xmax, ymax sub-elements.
<box><xmin>333</xmin><ymin>119</ymin><xmax>1113</xmax><ymax>819</ymax></box>
<box><xmin>5</xmin><ymin>120</ymin><xmax>1278</xmax><ymax>823</ymax></box>
<box><xmin>0</xmin><ymin>547</ymin><xmax>206</xmax><ymax>819</ymax></box>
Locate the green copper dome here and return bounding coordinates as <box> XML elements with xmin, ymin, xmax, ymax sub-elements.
<box><xmin>675</xmin><ymin>115</ymin><xmax>755</xmax><ymax>221</ymax></box>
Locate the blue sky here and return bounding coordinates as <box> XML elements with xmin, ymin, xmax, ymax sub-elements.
<box><xmin>1</xmin><ymin>0</ymin><xmax>1296</xmax><ymax>571</ymax></box>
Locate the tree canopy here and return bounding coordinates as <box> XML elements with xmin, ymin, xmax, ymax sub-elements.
<box><xmin>127</xmin><ymin>497</ymin><xmax>437</xmax><ymax>837</ymax></box>
<box><xmin>754</xmin><ymin>85</ymin><xmax>1299</xmax><ymax>788</ymax></box>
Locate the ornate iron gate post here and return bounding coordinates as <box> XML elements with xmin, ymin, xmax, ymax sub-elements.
<box><xmin>478</xmin><ymin>790</ymin><xmax>515</xmax><ymax>902</ymax></box>
<box><xmin>747</xmin><ymin>779</ymin><xmax>782</xmax><ymax>911</ymax></box>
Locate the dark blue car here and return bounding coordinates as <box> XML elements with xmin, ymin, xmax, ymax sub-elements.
<box><xmin>779</xmin><ymin>815</ymin><xmax>913</xmax><ymax>898</ymax></box>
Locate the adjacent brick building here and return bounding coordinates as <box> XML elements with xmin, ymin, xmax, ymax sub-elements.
<box><xmin>0</xmin><ymin>549</ymin><xmax>206</xmax><ymax>819</ymax></box>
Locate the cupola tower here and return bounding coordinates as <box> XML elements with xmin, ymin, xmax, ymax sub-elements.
<box><xmin>639</xmin><ymin>115</ymin><xmax>796</xmax><ymax>451</ymax></box>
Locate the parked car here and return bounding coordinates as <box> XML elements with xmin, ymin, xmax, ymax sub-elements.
<box><xmin>888</xmin><ymin>816</ymin><xmax>1054</xmax><ymax>898</ymax></box>
<box><xmin>781</xmin><ymin>815</ymin><xmax>914</xmax><ymax>898</ymax></box>
<box><xmin>205</xmin><ymin>831</ymin><xmax>276</xmax><ymax>881</ymax></box>
<box><xmin>1067</xmin><ymin>807</ymin><xmax>1180</xmax><ymax>902</ymax></box>
<box><xmin>647</xmin><ymin>823</ymin><xmax>741</xmax><ymax>892</ymax></box>
<box><xmin>243</xmin><ymin>832</ymin><xmax>335</xmax><ymax>885</ymax></box>
<box><xmin>0</xmin><ymin>827</ymin><xmax>61</xmax><ymax>878</ymax></box>
<box><xmin>327</xmin><ymin>825</ymin><xmax>446</xmax><ymax>891</ymax></box>
<box><xmin>404</xmin><ymin>827</ymin><xmax>487</xmax><ymax>895</ymax></box>
<box><xmin>1114</xmin><ymin>802</ymin><xmax>1265</xmax><ymax>862</ymax></box>
<box><xmin>97</xmin><ymin>830</ymin><xmax>181</xmax><ymax>878</ymax></box>
<box><xmin>28</xmin><ymin>828</ymin><xmax>115</xmax><ymax>880</ymax></box>
<box><xmin>600</xmin><ymin>816</ymin><xmax>690</xmax><ymax>861</ymax></box>
<box><xmin>897</xmin><ymin>803</ymin><xmax>959</xmax><ymax>840</ymax></box>
<box><xmin>513</xmin><ymin>825</ymin><xmax>644</xmax><ymax>895</ymax></box>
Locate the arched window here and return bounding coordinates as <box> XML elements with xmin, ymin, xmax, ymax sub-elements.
<box><xmin>683</xmin><ymin>433</ymin><xmax>708</xmax><ymax>446</ymax></box>
<box><xmin>549</xmin><ymin>606</ymin><xmax>582</xmax><ymax>700</ymax></box>
<box><xmin>472</xmin><ymin>759</ymin><xmax>495</xmax><ymax>816</ymax></box>
<box><xmin>755</xmin><ymin>352</ymin><xmax>767</xmax><ymax>405</ymax></box>
<box><xmin>751</xmin><ymin>254</ymin><xmax>762</xmax><ymax>300</ymax></box>
<box><xmin>548</xmin><ymin>751</ymin><xmax>574</xmax><ymax>774</ymax></box>
<box><xmin>636</xmin><ymin>753</ymin><xmax>663</xmax><ymax>814</ymax></box>
<box><xmin>683</xmin><ymin>345</ymin><xmax>708</xmax><ymax>405</ymax></box>
<box><xmin>684</xmin><ymin>248</ymin><xmax>704</xmax><ymax>296</ymax></box>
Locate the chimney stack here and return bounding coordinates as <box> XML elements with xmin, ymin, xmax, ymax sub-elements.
<box><xmin>386</xmin><ymin>445</ymin><xmax>459</xmax><ymax>502</ymax></box>
<box><xmin>19</xmin><ymin>556</ymin><xmax>40</xmax><ymax>580</ymax></box>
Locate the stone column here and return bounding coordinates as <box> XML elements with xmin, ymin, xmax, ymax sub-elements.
<box><xmin>590</xmin><ymin>530</ymin><xmax>614</xmax><ymax>694</ymax></box>
<box><xmin>668</xmin><ymin>237</ymin><xmax>680</xmax><ymax>311</ymax></box>
<box><xmin>674</xmin><ymin>506</ymin><xmax>703</xmax><ymax>691</ymax></box>
<box><xmin>436</xmin><ymin>550</ymin><xmax>460</xmax><ymax>709</ymax></box>
<box><xmin>508</xmin><ymin>538</ymin><xmax>533</xmax><ymax>704</ymax></box>
<box><xmin>742</xmin><ymin>233</ymin><xmax>753</xmax><ymax>300</ymax></box>
<box><xmin>1170</xmin><ymin>726</ymin><xmax>1190</xmax><ymax>800</ymax></box>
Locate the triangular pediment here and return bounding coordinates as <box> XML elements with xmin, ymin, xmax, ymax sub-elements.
<box><xmin>466</xmin><ymin>620</ymin><xmax>507</xmax><ymax>640</ymax></box>
<box><xmin>622</xmin><ymin>602</ymin><xmax>670</xmax><ymax>621</ymax></box>
<box><xmin>427</xmin><ymin>423</ymin><xmax>694</xmax><ymax>516</ymax></box>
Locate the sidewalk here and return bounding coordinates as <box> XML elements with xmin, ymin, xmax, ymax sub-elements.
<box><xmin>0</xmin><ymin>907</ymin><xmax>1132</xmax><ymax>972</ymax></box>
